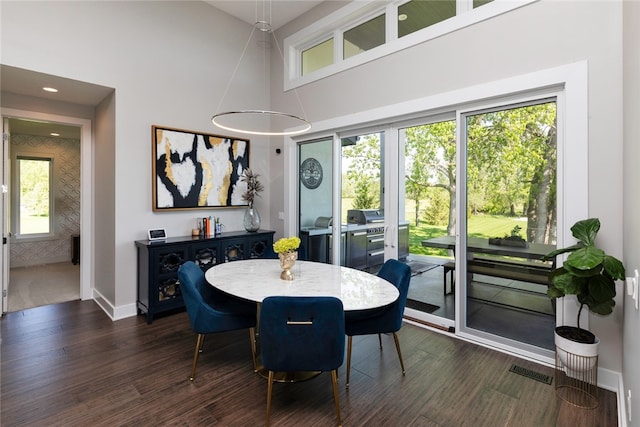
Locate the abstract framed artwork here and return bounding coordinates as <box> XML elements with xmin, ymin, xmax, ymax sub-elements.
<box><xmin>152</xmin><ymin>125</ymin><xmax>250</xmax><ymax>211</ymax></box>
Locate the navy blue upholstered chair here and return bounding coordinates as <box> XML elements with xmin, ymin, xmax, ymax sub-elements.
<box><xmin>177</xmin><ymin>261</ymin><xmax>257</xmax><ymax>381</ymax></box>
<box><xmin>260</xmin><ymin>296</ymin><xmax>345</xmax><ymax>426</ymax></box>
<box><xmin>344</xmin><ymin>258</ymin><xmax>411</xmax><ymax>389</ymax></box>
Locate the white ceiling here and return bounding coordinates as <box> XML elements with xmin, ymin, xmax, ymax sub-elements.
<box><xmin>1</xmin><ymin>65</ymin><xmax>113</xmax><ymax>106</ymax></box>
<box><xmin>205</xmin><ymin>0</ymin><xmax>324</xmax><ymax>30</ymax></box>
<box><xmin>1</xmin><ymin>65</ymin><xmax>113</xmax><ymax>139</ymax></box>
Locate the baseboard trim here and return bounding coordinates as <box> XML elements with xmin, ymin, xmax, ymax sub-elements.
<box><xmin>598</xmin><ymin>366</ymin><xmax>621</xmax><ymax>393</ymax></box>
<box><xmin>113</xmin><ymin>303</ymin><xmax>137</xmax><ymax>321</ymax></box>
<box><xmin>92</xmin><ymin>290</ymin><xmax>114</xmax><ymax>320</ymax></box>
<box><xmin>618</xmin><ymin>375</ymin><xmax>628</xmax><ymax>427</ymax></box>
<box><xmin>92</xmin><ymin>289</ymin><xmax>137</xmax><ymax>321</ymax></box>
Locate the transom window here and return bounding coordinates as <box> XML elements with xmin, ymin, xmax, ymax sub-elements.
<box><xmin>398</xmin><ymin>0</ymin><xmax>456</xmax><ymax>38</ymax></box>
<box><xmin>344</xmin><ymin>14</ymin><xmax>385</xmax><ymax>59</ymax></box>
<box><xmin>285</xmin><ymin>0</ymin><xmax>537</xmax><ymax>90</ymax></box>
<box><xmin>302</xmin><ymin>38</ymin><xmax>333</xmax><ymax>75</ymax></box>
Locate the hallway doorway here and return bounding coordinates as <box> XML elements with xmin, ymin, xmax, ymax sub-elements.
<box><xmin>5</xmin><ymin>118</ymin><xmax>81</xmax><ymax>312</ymax></box>
<box><xmin>1</xmin><ymin>111</ymin><xmax>93</xmax><ymax>314</ymax></box>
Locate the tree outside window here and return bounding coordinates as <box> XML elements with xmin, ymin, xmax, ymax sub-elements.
<box><xmin>18</xmin><ymin>157</ymin><xmax>52</xmax><ymax>235</ymax></box>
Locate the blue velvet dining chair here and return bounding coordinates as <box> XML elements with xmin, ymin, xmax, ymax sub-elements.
<box><xmin>177</xmin><ymin>261</ymin><xmax>257</xmax><ymax>381</ymax></box>
<box><xmin>260</xmin><ymin>296</ymin><xmax>345</xmax><ymax>426</ymax></box>
<box><xmin>344</xmin><ymin>258</ymin><xmax>411</xmax><ymax>389</ymax></box>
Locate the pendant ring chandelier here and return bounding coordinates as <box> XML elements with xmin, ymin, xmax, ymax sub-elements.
<box><xmin>212</xmin><ymin>12</ymin><xmax>311</xmax><ymax>137</ymax></box>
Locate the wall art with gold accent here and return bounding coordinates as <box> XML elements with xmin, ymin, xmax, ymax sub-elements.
<box><xmin>152</xmin><ymin>125</ymin><xmax>249</xmax><ymax>211</ymax></box>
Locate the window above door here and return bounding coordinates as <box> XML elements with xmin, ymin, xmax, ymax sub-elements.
<box><xmin>284</xmin><ymin>0</ymin><xmax>537</xmax><ymax>90</ymax></box>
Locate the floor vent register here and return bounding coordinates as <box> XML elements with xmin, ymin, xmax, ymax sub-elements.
<box><xmin>509</xmin><ymin>364</ymin><xmax>553</xmax><ymax>385</ymax></box>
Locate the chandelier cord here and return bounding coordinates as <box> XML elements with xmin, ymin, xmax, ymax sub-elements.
<box><xmin>269</xmin><ymin>27</ymin><xmax>309</xmax><ymax>123</ymax></box>
<box><xmin>211</xmin><ymin>0</ymin><xmax>311</xmax><ymax>136</ymax></box>
<box><xmin>214</xmin><ymin>24</ymin><xmax>258</xmax><ymax>116</ymax></box>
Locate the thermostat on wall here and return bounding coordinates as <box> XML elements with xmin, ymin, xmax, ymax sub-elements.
<box><xmin>148</xmin><ymin>228</ymin><xmax>167</xmax><ymax>241</ymax></box>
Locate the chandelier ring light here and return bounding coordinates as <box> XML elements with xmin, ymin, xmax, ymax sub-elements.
<box><xmin>211</xmin><ymin>14</ymin><xmax>311</xmax><ymax>137</ymax></box>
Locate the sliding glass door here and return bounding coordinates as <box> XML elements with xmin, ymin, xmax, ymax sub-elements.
<box><xmin>294</xmin><ymin>94</ymin><xmax>563</xmax><ymax>357</ymax></box>
<box><xmin>398</xmin><ymin>117</ymin><xmax>457</xmax><ymax>328</ymax></box>
<box><xmin>298</xmin><ymin>138</ymin><xmax>334</xmax><ymax>264</ymax></box>
<box><xmin>340</xmin><ymin>131</ymin><xmax>386</xmax><ymax>272</ymax></box>
<box><xmin>461</xmin><ymin>100</ymin><xmax>558</xmax><ymax>351</ymax></box>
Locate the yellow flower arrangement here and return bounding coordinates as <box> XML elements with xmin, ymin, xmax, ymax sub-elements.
<box><xmin>273</xmin><ymin>236</ymin><xmax>301</xmax><ymax>254</ymax></box>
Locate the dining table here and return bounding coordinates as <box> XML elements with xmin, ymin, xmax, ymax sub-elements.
<box><xmin>205</xmin><ymin>258</ymin><xmax>400</xmax><ymax>381</ymax></box>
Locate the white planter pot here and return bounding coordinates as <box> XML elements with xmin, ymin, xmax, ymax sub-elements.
<box><xmin>555</xmin><ymin>329</ymin><xmax>599</xmax><ymax>375</ymax></box>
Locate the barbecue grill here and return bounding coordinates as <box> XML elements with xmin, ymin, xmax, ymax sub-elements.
<box><xmin>346</xmin><ymin>209</ymin><xmax>385</xmax><ymax>269</ymax></box>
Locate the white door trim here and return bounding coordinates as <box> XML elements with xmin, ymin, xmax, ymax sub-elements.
<box><xmin>2</xmin><ymin>118</ymin><xmax>10</xmax><ymax>314</ymax></box>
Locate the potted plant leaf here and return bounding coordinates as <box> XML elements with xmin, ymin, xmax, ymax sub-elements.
<box><xmin>489</xmin><ymin>225</ymin><xmax>529</xmax><ymax>248</ymax></box>
<box><xmin>542</xmin><ymin>218</ymin><xmax>625</xmax><ymax>366</ymax></box>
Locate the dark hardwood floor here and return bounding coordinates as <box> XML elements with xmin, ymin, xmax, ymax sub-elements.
<box><xmin>1</xmin><ymin>301</ymin><xmax>617</xmax><ymax>426</ymax></box>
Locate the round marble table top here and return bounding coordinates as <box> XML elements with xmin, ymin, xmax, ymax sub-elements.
<box><xmin>205</xmin><ymin>259</ymin><xmax>399</xmax><ymax>311</ymax></box>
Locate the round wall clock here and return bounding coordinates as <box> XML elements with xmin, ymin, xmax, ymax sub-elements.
<box><xmin>300</xmin><ymin>157</ymin><xmax>323</xmax><ymax>189</ymax></box>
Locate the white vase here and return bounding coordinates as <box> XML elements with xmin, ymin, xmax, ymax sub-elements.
<box><xmin>555</xmin><ymin>327</ymin><xmax>599</xmax><ymax>376</ymax></box>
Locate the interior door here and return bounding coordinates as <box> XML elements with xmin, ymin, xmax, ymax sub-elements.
<box><xmin>2</xmin><ymin>117</ymin><xmax>10</xmax><ymax>314</ymax></box>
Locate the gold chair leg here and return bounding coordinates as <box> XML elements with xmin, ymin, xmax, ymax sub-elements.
<box><xmin>331</xmin><ymin>370</ymin><xmax>343</xmax><ymax>426</ymax></box>
<box><xmin>346</xmin><ymin>336</ymin><xmax>353</xmax><ymax>389</ymax></box>
<box><xmin>189</xmin><ymin>333</ymin><xmax>205</xmax><ymax>381</ymax></box>
<box><xmin>392</xmin><ymin>332</ymin><xmax>406</xmax><ymax>375</ymax></box>
<box><xmin>249</xmin><ymin>327</ymin><xmax>257</xmax><ymax>372</ymax></box>
<box><xmin>266</xmin><ymin>371</ymin><xmax>274</xmax><ymax>427</ymax></box>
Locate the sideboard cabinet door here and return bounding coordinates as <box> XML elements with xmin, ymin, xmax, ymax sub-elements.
<box><xmin>136</xmin><ymin>244</ymin><xmax>189</xmax><ymax>324</ymax></box>
<box><xmin>247</xmin><ymin>234</ymin><xmax>272</xmax><ymax>258</ymax></box>
<box><xmin>221</xmin><ymin>239</ymin><xmax>247</xmax><ymax>262</ymax></box>
<box><xmin>191</xmin><ymin>241</ymin><xmax>221</xmax><ymax>271</ymax></box>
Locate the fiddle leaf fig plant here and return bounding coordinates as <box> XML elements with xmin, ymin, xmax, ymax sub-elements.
<box><xmin>543</xmin><ymin>218</ymin><xmax>625</xmax><ymax>331</ymax></box>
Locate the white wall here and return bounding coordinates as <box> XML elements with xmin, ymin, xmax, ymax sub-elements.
<box><xmin>272</xmin><ymin>0</ymin><xmax>625</xmax><ymax>375</ymax></box>
<box><xmin>1</xmin><ymin>1</ymin><xmax>273</xmax><ymax>316</ymax></box>
<box><xmin>622</xmin><ymin>1</ymin><xmax>640</xmax><ymax>424</ymax></box>
<box><xmin>94</xmin><ymin>92</ymin><xmax>116</xmax><ymax>307</ymax></box>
